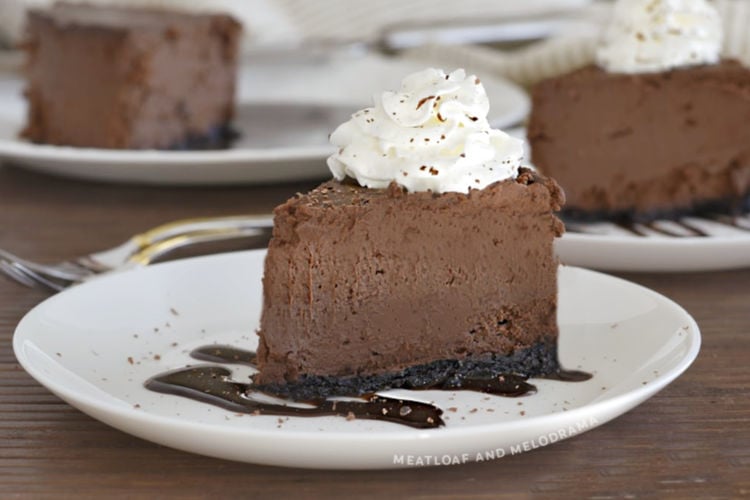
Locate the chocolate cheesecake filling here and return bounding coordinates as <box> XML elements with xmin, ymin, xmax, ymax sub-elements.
<box><xmin>255</xmin><ymin>169</ymin><xmax>566</xmax><ymax>392</ymax></box>
<box><xmin>528</xmin><ymin>60</ymin><xmax>750</xmax><ymax>221</ymax></box>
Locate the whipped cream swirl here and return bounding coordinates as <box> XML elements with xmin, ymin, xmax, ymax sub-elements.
<box><xmin>596</xmin><ymin>0</ymin><xmax>723</xmax><ymax>74</ymax></box>
<box><xmin>326</xmin><ymin>68</ymin><xmax>523</xmax><ymax>194</ymax></box>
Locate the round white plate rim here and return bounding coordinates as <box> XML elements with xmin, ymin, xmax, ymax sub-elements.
<box><xmin>0</xmin><ymin>136</ymin><xmax>329</xmax><ymax>164</ymax></box>
<box><xmin>557</xmin><ymin>231</ymin><xmax>750</xmax><ymax>272</ymax></box>
<box><xmin>12</xmin><ymin>252</ymin><xmax>701</xmax><ymax>463</ymax></box>
<box><xmin>561</xmin><ymin>231</ymin><xmax>750</xmax><ymax>247</ymax></box>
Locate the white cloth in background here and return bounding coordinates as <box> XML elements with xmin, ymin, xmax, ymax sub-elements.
<box><xmin>269</xmin><ymin>0</ymin><xmax>591</xmax><ymax>41</ymax></box>
<box><xmin>1</xmin><ymin>0</ymin><xmax>746</xmax><ymax>86</ymax></box>
<box><xmin>0</xmin><ymin>0</ymin><xmax>300</xmax><ymax>47</ymax></box>
<box><xmin>0</xmin><ymin>0</ymin><xmax>591</xmax><ymax>47</ymax></box>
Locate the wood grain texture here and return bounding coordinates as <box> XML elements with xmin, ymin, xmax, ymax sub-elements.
<box><xmin>0</xmin><ymin>165</ymin><xmax>748</xmax><ymax>499</ymax></box>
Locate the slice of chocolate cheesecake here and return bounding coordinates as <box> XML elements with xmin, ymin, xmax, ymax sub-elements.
<box><xmin>21</xmin><ymin>3</ymin><xmax>241</xmax><ymax>150</ymax></box>
<box><xmin>528</xmin><ymin>0</ymin><xmax>750</xmax><ymax>222</ymax></box>
<box><xmin>255</xmin><ymin>169</ymin><xmax>565</xmax><ymax>399</ymax></box>
<box><xmin>528</xmin><ymin>60</ymin><xmax>750</xmax><ymax>221</ymax></box>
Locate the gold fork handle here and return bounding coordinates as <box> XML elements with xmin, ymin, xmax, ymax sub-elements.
<box><xmin>128</xmin><ymin>227</ymin><xmax>270</xmax><ymax>266</ymax></box>
<box><xmin>132</xmin><ymin>214</ymin><xmax>274</xmax><ymax>251</ymax></box>
<box><xmin>80</xmin><ymin>214</ymin><xmax>274</xmax><ymax>273</ymax></box>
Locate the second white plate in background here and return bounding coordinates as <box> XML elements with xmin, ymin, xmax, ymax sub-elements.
<box><xmin>0</xmin><ymin>54</ymin><xmax>529</xmax><ymax>186</ymax></box>
<box><xmin>557</xmin><ymin>223</ymin><xmax>750</xmax><ymax>272</ymax></box>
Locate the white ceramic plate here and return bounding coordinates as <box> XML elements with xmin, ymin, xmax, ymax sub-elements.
<box><xmin>556</xmin><ymin>216</ymin><xmax>750</xmax><ymax>272</ymax></box>
<box><xmin>0</xmin><ymin>54</ymin><xmax>528</xmax><ymax>185</ymax></box>
<box><xmin>14</xmin><ymin>250</ymin><xmax>700</xmax><ymax>469</ymax></box>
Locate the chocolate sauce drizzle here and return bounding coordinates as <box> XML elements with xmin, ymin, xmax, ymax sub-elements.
<box><xmin>540</xmin><ymin>369</ymin><xmax>592</xmax><ymax>382</ymax></box>
<box><xmin>144</xmin><ymin>345</ymin><xmax>591</xmax><ymax>429</ymax></box>
<box><xmin>190</xmin><ymin>345</ymin><xmax>257</xmax><ymax>366</ymax></box>
<box><xmin>415</xmin><ymin>372</ymin><xmax>538</xmax><ymax>397</ymax></box>
<box><xmin>145</xmin><ymin>366</ymin><xmax>444</xmax><ymax>429</ymax></box>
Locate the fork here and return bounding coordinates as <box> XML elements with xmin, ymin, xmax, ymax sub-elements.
<box><xmin>0</xmin><ymin>214</ymin><xmax>274</xmax><ymax>292</ymax></box>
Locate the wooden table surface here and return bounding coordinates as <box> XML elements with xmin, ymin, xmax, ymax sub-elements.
<box><xmin>1</xmin><ymin>165</ymin><xmax>748</xmax><ymax>499</ymax></box>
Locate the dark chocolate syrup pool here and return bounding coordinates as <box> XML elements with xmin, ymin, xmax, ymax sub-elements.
<box><xmin>145</xmin><ymin>345</ymin><xmax>591</xmax><ymax>429</ymax></box>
